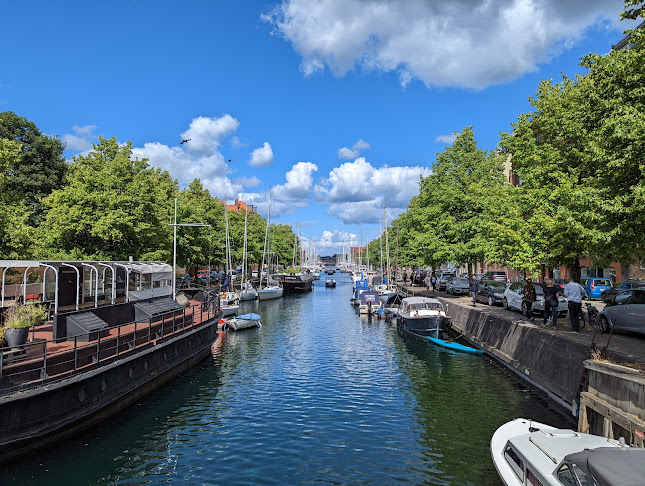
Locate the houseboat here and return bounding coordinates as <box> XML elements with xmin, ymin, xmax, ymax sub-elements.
<box><xmin>0</xmin><ymin>260</ymin><xmax>220</xmax><ymax>462</ymax></box>
<box><xmin>274</xmin><ymin>272</ymin><xmax>314</xmax><ymax>293</ymax></box>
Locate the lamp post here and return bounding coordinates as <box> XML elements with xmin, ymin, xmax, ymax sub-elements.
<box><xmin>170</xmin><ymin>198</ymin><xmax>211</xmax><ymax>299</ymax></box>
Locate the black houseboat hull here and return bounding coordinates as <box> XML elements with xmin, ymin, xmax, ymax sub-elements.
<box><xmin>275</xmin><ymin>274</ymin><xmax>314</xmax><ymax>293</ymax></box>
<box><xmin>0</xmin><ymin>313</ymin><xmax>219</xmax><ymax>462</ymax></box>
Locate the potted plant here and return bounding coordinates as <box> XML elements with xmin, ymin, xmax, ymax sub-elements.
<box><xmin>2</xmin><ymin>303</ymin><xmax>48</xmax><ymax>348</ymax></box>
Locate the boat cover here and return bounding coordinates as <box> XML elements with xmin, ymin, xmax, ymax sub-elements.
<box><xmin>385</xmin><ymin>293</ymin><xmax>406</xmax><ymax>306</ymax></box>
<box><xmin>235</xmin><ymin>313</ymin><xmax>261</xmax><ymax>320</ymax></box>
<box><xmin>360</xmin><ymin>291</ymin><xmax>380</xmax><ymax>305</ymax></box>
<box><xmin>355</xmin><ymin>280</ymin><xmax>370</xmax><ymax>291</ymax></box>
<box><xmin>565</xmin><ymin>447</ymin><xmax>645</xmax><ymax>486</ymax></box>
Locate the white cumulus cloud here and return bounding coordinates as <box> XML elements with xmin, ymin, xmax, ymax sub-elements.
<box><xmin>338</xmin><ymin>138</ymin><xmax>371</xmax><ymax>159</ymax></box>
<box><xmin>62</xmin><ymin>124</ymin><xmax>98</xmax><ymax>154</ymax></box>
<box><xmin>240</xmin><ymin>161</ymin><xmax>318</xmax><ymax>219</ymax></box>
<box><xmin>180</xmin><ymin>115</ymin><xmax>240</xmax><ymax>155</ymax></box>
<box><xmin>434</xmin><ymin>133</ymin><xmax>457</xmax><ymax>145</ymax></box>
<box><xmin>131</xmin><ymin>115</ymin><xmax>258</xmax><ymax>200</ymax></box>
<box><xmin>262</xmin><ymin>0</ymin><xmax>623</xmax><ymax>89</ymax></box>
<box><xmin>316</xmin><ymin>157</ymin><xmax>431</xmax><ymax>224</ymax></box>
<box><xmin>303</xmin><ymin>229</ymin><xmax>359</xmax><ymax>255</ymax></box>
<box><xmin>249</xmin><ymin>142</ymin><xmax>274</xmax><ymax>167</ymax></box>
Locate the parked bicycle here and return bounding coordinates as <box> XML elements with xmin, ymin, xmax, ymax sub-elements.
<box><xmin>579</xmin><ymin>302</ymin><xmax>607</xmax><ymax>332</ymax></box>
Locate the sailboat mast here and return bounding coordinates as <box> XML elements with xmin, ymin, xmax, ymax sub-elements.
<box><xmin>242</xmin><ymin>205</ymin><xmax>248</xmax><ymax>284</ymax></box>
<box><xmin>379</xmin><ymin>216</ymin><xmax>383</xmax><ymax>276</ymax></box>
<box><xmin>260</xmin><ymin>188</ymin><xmax>271</xmax><ymax>288</ymax></box>
<box><xmin>384</xmin><ymin>206</ymin><xmax>391</xmax><ymax>285</ymax></box>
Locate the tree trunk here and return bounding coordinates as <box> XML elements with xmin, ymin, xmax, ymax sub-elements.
<box><xmin>571</xmin><ymin>258</ymin><xmax>581</xmax><ymax>283</ymax></box>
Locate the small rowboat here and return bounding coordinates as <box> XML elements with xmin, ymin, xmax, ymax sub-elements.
<box><xmin>427</xmin><ymin>336</ymin><xmax>484</xmax><ymax>355</ymax></box>
<box><xmin>225</xmin><ymin>313</ymin><xmax>262</xmax><ymax>331</ymax></box>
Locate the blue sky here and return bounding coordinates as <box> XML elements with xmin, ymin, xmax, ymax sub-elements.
<box><xmin>0</xmin><ymin>0</ymin><xmax>636</xmax><ymax>255</ymax></box>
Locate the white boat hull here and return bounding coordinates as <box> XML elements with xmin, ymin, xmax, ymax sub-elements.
<box><xmin>239</xmin><ymin>290</ymin><xmax>258</xmax><ymax>301</ymax></box>
<box><xmin>226</xmin><ymin>317</ymin><xmax>261</xmax><ymax>331</ymax></box>
<box><xmin>221</xmin><ymin>304</ymin><xmax>239</xmax><ymax>317</ymax></box>
<box><xmin>257</xmin><ymin>287</ymin><xmax>283</xmax><ymax>301</ymax></box>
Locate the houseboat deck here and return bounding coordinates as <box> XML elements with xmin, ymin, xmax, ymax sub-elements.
<box><xmin>0</xmin><ymin>299</ymin><xmax>217</xmax><ymax>393</ymax></box>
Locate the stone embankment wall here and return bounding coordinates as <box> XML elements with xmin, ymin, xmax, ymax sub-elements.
<box><xmin>437</xmin><ymin>298</ymin><xmax>589</xmax><ymax>414</ymax></box>
<box><xmin>436</xmin><ymin>297</ymin><xmax>645</xmax><ymax>445</ymax></box>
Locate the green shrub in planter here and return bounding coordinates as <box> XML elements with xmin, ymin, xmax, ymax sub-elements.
<box><xmin>1</xmin><ymin>304</ymin><xmax>48</xmax><ymax>348</ymax></box>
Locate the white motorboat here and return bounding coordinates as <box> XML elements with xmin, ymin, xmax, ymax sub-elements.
<box><xmin>359</xmin><ymin>291</ymin><xmax>382</xmax><ymax>314</ymax></box>
<box><xmin>396</xmin><ymin>297</ymin><xmax>451</xmax><ymax>336</ymax></box>
<box><xmin>220</xmin><ymin>290</ymin><xmax>239</xmax><ymax>317</ymax></box>
<box><xmin>225</xmin><ymin>313</ymin><xmax>261</xmax><ymax>331</ymax></box>
<box><xmin>491</xmin><ymin>418</ymin><xmax>643</xmax><ymax>486</ymax></box>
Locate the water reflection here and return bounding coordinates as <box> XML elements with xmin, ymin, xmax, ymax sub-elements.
<box><xmin>0</xmin><ymin>274</ymin><xmax>574</xmax><ymax>485</ymax></box>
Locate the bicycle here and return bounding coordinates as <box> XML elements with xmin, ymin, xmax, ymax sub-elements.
<box><xmin>580</xmin><ymin>302</ymin><xmax>606</xmax><ymax>332</ymax></box>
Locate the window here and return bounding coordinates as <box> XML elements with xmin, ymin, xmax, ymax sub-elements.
<box><xmin>615</xmin><ymin>291</ymin><xmax>633</xmax><ymax>305</ymax></box>
<box><xmin>580</xmin><ymin>278</ymin><xmax>589</xmax><ymax>286</ymax></box>
<box><xmin>526</xmin><ymin>468</ymin><xmax>544</xmax><ymax>486</ymax></box>
<box><xmin>632</xmin><ymin>290</ymin><xmax>645</xmax><ymax>305</ymax></box>
<box><xmin>557</xmin><ymin>464</ymin><xmax>576</xmax><ymax>486</ymax></box>
<box><xmin>140</xmin><ymin>273</ymin><xmax>152</xmax><ymax>291</ymax></box>
<box><xmin>597</xmin><ymin>279</ymin><xmax>611</xmax><ymax>287</ymax></box>
<box><xmin>503</xmin><ymin>445</ymin><xmax>524</xmax><ymax>481</ymax></box>
<box><xmin>511</xmin><ymin>282</ymin><xmax>522</xmax><ymax>291</ymax></box>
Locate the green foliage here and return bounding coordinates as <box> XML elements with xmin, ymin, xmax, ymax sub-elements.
<box><xmin>0</xmin><ymin>138</ymin><xmax>36</xmax><ymax>259</ymax></box>
<box><xmin>499</xmin><ymin>32</ymin><xmax>645</xmax><ymax>270</ymax></box>
<box><xmin>3</xmin><ymin>303</ymin><xmax>48</xmax><ymax>328</ymax></box>
<box><xmin>36</xmin><ymin>137</ymin><xmax>177</xmax><ymax>261</ymax></box>
<box><xmin>269</xmin><ymin>223</ymin><xmax>297</xmax><ymax>267</ymax></box>
<box><xmin>398</xmin><ymin>127</ymin><xmax>506</xmax><ymax>269</ymax></box>
<box><xmin>0</xmin><ymin>111</ymin><xmax>67</xmax><ymax>225</ymax></box>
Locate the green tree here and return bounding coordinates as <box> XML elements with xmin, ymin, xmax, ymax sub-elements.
<box><xmin>0</xmin><ymin>138</ymin><xmax>37</xmax><ymax>258</ymax></box>
<box><xmin>401</xmin><ymin>127</ymin><xmax>506</xmax><ymax>271</ymax></box>
<box><xmin>499</xmin><ymin>28</ymin><xmax>645</xmax><ymax>277</ymax></box>
<box><xmin>0</xmin><ymin>112</ymin><xmax>67</xmax><ymax>225</ymax></box>
<box><xmin>37</xmin><ymin>137</ymin><xmax>177</xmax><ymax>260</ymax></box>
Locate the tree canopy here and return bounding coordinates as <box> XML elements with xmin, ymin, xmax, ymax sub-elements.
<box><xmin>0</xmin><ymin>111</ymin><xmax>67</xmax><ymax>225</ymax></box>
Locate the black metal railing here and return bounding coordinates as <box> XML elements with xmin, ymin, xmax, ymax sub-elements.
<box><xmin>0</xmin><ymin>302</ymin><xmax>217</xmax><ymax>394</ymax></box>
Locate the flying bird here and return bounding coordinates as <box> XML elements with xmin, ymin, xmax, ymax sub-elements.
<box><xmin>179</xmin><ymin>139</ymin><xmax>191</xmax><ymax>145</ymax></box>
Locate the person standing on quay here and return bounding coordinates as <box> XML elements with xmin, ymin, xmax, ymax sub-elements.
<box><xmin>542</xmin><ymin>280</ymin><xmax>560</xmax><ymax>330</ymax></box>
<box><xmin>522</xmin><ymin>278</ymin><xmax>537</xmax><ymax>320</ymax></box>
<box><xmin>469</xmin><ymin>274</ymin><xmax>480</xmax><ymax>307</ymax></box>
<box><xmin>564</xmin><ymin>277</ymin><xmax>585</xmax><ymax>332</ymax></box>
<box><xmin>430</xmin><ymin>272</ymin><xmax>437</xmax><ymax>293</ymax></box>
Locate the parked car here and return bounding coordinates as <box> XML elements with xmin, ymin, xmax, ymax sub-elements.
<box><xmin>481</xmin><ymin>271</ymin><xmax>507</xmax><ymax>283</ymax></box>
<box><xmin>437</xmin><ymin>273</ymin><xmax>456</xmax><ymax>291</ymax></box>
<box><xmin>601</xmin><ymin>281</ymin><xmax>645</xmax><ymax>304</ymax></box>
<box><xmin>196</xmin><ymin>269</ymin><xmax>209</xmax><ymax>279</ymax></box>
<box><xmin>446</xmin><ymin>277</ymin><xmax>470</xmax><ymax>295</ymax></box>
<box><xmin>503</xmin><ymin>282</ymin><xmax>568</xmax><ymax>317</ymax></box>
<box><xmin>580</xmin><ymin>277</ymin><xmax>613</xmax><ymax>300</ymax></box>
<box><xmin>476</xmin><ymin>281</ymin><xmax>507</xmax><ymax>306</ymax></box>
<box><xmin>599</xmin><ymin>288</ymin><xmax>645</xmax><ymax>335</ymax></box>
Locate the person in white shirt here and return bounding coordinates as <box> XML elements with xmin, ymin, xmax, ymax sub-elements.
<box><xmin>564</xmin><ymin>277</ymin><xmax>586</xmax><ymax>332</ymax></box>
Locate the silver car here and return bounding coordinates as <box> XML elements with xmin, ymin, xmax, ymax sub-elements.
<box><xmin>599</xmin><ymin>289</ymin><xmax>645</xmax><ymax>335</ymax></box>
<box><xmin>503</xmin><ymin>282</ymin><xmax>568</xmax><ymax>316</ymax></box>
<box><xmin>446</xmin><ymin>277</ymin><xmax>470</xmax><ymax>295</ymax></box>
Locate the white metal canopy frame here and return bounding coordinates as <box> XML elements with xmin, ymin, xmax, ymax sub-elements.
<box><xmin>0</xmin><ymin>260</ymin><xmax>173</xmax><ymax>313</ymax></box>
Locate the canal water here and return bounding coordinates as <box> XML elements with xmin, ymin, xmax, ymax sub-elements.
<box><xmin>1</xmin><ymin>273</ymin><xmax>573</xmax><ymax>485</ymax></box>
